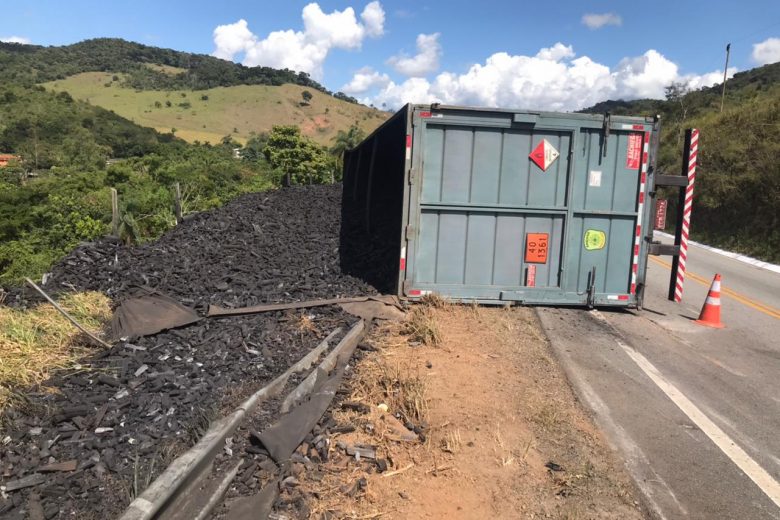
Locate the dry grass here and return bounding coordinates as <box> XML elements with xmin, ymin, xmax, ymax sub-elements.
<box><xmin>440</xmin><ymin>427</ymin><xmax>462</xmax><ymax>454</ymax></box>
<box><xmin>403</xmin><ymin>306</ymin><xmax>442</xmax><ymax>347</ymax></box>
<box><xmin>295</xmin><ymin>313</ymin><xmax>318</xmax><ymax>334</ymax></box>
<box><xmin>349</xmin><ymin>353</ymin><xmax>429</xmax><ymax>425</ymax></box>
<box><xmin>0</xmin><ymin>291</ymin><xmax>111</xmax><ymax>409</ymax></box>
<box><xmin>419</xmin><ymin>293</ymin><xmax>451</xmax><ymax>309</ymax></box>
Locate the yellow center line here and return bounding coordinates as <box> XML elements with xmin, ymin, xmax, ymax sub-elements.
<box><xmin>648</xmin><ymin>256</ymin><xmax>780</xmax><ymax>320</ymax></box>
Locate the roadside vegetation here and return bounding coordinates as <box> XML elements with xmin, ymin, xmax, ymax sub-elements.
<box><xmin>584</xmin><ymin>62</ymin><xmax>780</xmax><ymax>262</ymax></box>
<box><xmin>0</xmin><ymin>82</ymin><xmax>366</xmax><ymax>286</ymax></box>
<box><xmin>0</xmin><ymin>291</ymin><xmax>111</xmax><ymax>410</ymax></box>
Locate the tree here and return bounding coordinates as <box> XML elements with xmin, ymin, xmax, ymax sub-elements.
<box><xmin>301</xmin><ymin>90</ymin><xmax>313</xmax><ymax>104</ymax></box>
<box><xmin>330</xmin><ymin>124</ymin><xmax>365</xmax><ymax>161</ymax></box>
<box><xmin>242</xmin><ymin>132</ymin><xmax>269</xmax><ymax>162</ymax></box>
<box><xmin>263</xmin><ymin>125</ymin><xmax>334</xmax><ymax>186</ymax></box>
<box><xmin>665</xmin><ymin>82</ymin><xmax>690</xmax><ymax>145</ymax></box>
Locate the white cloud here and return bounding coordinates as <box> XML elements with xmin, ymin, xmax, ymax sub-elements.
<box><xmin>341</xmin><ymin>67</ymin><xmax>390</xmax><ymax>94</ymax></box>
<box><xmin>387</xmin><ymin>33</ymin><xmax>441</xmax><ymax>77</ymax></box>
<box><xmin>751</xmin><ymin>37</ymin><xmax>780</xmax><ymax>65</ymax></box>
<box><xmin>535</xmin><ymin>43</ymin><xmax>575</xmax><ymax>61</ymax></box>
<box><xmin>361</xmin><ymin>1</ymin><xmax>385</xmax><ymax>38</ymax></box>
<box><xmin>582</xmin><ymin>13</ymin><xmax>622</xmax><ymax>30</ymax></box>
<box><xmin>682</xmin><ymin>67</ymin><xmax>737</xmax><ymax>90</ymax></box>
<box><xmin>1</xmin><ymin>36</ymin><xmax>31</xmax><ymax>44</ymax></box>
<box><xmin>211</xmin><ymin>2</ymin><xmax>385</xmax><ymax>80</ymax></box>
<box><xmin>369</xmin><ymin>44</ymin><xmax>736</xmax><ymax>111</ymax></box>
<box><xmin>212</xmin><ymin>20</ymin><xmax>255</xmax><ymax>60</ymax></box>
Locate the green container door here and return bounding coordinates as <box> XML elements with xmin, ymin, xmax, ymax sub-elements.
<box><xmin>403</xmin><ymin>106</ymin><xmax>654</xmax><ymax>306</ymax></box>
<box><xmin>410</xmin><ymin>117</ymin><xmax>571</xmax><ymax>300</ymax></box>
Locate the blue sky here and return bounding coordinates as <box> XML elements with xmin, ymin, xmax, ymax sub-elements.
<box><xmin>3</xmin><ymin>1</ymin><xmax>780</xmax><ymax>110</ymax></box>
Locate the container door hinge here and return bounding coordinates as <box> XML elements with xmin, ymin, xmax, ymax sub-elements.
<box><xmin>405</xmin><ymin>226</ymin><xmax>416</xmax><ymax>240</ymax></box>
<box><xmin>408</xmin><ymin>169</ymin><xmax>416</xmax><ymax>185</ymax></box>
<box><xmin>601</xmin><ymin>112</ymin><xmax>611</xmax><ymax>157</ymax></box>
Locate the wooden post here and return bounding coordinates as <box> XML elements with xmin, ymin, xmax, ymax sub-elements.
<box><xmin>173</xmin><ymin>182</ymin><xmax>182</xmax><ymax>224</ymax></box>
<box><xmin>720</xmin><ymin>43</ymin><xmax>731</xmax><ymax>113</ymax></box>
<box><xmin>110</xmin><ymin>188</ymin><xmax>119</xmax><ymax>237</ymax></box>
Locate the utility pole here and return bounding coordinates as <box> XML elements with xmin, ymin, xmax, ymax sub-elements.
<box><xmin>720</xmin><ymin>43</ymin><xmax>731</xmax><ymax>113</ymax></box>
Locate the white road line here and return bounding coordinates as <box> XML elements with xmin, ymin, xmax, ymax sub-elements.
<box><xmin>654</xmin><ymin>231</ymin><xmax>780</xmax><ymax>275</ymax></box>
<box><xmin>590</xmin><ymin>311</ymin><xmax>780</xmax><ymax>510</ymax></box>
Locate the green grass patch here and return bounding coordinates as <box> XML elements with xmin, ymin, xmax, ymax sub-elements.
<box><xmin>0</xmin><ymin>291</ymin><xmax>112</xmax><ymax>410</ymax></box>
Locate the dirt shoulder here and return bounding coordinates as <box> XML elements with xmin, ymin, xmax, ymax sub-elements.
<box><xmin>301</xmin><ymin>304</ymin><xmax>646</xmax><ymax>519</ymax></box>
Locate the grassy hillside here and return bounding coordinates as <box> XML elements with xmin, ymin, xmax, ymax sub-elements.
<box><xmin>0</xmin><ymin>38</ymin><xmax>330</xmax><ymax>93</ymax></box>
<box><xmin>43</xmin><ymin>72</ymin><xmax>387</xmax><ymax>146</ymax></box>
<box><xmin>583</xmin><ymin>62</ymin><xmax>780</xmax><ymax>262</ymax></box>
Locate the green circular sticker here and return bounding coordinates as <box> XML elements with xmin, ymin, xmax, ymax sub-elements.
<box><xmin>584</xmin><ymin>229</ymin><xmax>606</xmax><ymax>250</ymax></box>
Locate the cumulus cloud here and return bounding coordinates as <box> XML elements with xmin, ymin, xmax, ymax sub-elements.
<box><xmin>535</xmin><ymin>43</ymin><xmax>575</xmax><ymax>61</ymax></box>
<box><xmin>1</xmin><ymin>36</ymin><xmax>31</xmax><ymax>44</ymax></box>
<box><xmin>212</xmin><ymin>1</ymin><xmax>385</xmax><ymax>80</ymax></box>
<box><xmin>369</xmin><ymin>44</ymin><xmax>735</xmax><ymax>111</ymax></box>
<box><xmin>751</xmin><ymin>37</ymin><xmax>780</xmax><ymax>65</ymax></box>
<box><xmin>212</xmin><ymin>20</ymin><xmax>255</xmax><ymax>60</ymax></box>
<box><xmin>341</xmin><ymin>67</ymin><xmax>390</xmax><ymax>94</ymax></box>
<box><xmin>582</xmin><ymin>13</ymin><xmax>622</xmax><ymax>29</ymax></box>
<box><xmin>387</xmin><ymin>33</ymin><xmax>441</xmax><ymax>76</ymax></box>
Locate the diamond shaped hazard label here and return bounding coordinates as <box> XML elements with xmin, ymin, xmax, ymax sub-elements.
<box><xmin>529</xmin><ymin>139</ymin><xmax>560</xmax><ymax>171</ymax></box>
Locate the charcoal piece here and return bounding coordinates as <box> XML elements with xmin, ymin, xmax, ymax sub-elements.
<box><xmin>38</xmin><ymin>460</ymin><xmax>77</xmax><ymax>472</ymax></box>
<box><xmin>5</xmin><ymin>473</ymin><xmax>45</xmax><ymax>491</ymax></box>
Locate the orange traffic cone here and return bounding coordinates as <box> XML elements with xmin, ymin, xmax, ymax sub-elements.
<box><xmin>694</xmin><ymin>274</ymin><xmax>725</xmax><ymax>328</ymax></box>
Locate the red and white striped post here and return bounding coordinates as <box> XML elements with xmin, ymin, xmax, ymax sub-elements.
<box><xmin>669</xmin><ymin>128</ymin><xmax>699</xmax><ymax>302</ymax></box>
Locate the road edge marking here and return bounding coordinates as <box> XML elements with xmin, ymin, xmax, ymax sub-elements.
<box><xmin>591</xmin><ymin>310</ymin><xmax>780</xmax><ymax>510</ymax></box>
<box><xmin>654</xmin><ymin>231</ymin><xmax>780</xmax><ymax>275</ymax></box>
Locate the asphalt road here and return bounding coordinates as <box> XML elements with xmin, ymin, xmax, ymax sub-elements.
<box><xmin>538</xmin><ymin>237</ymin><xmax>780</xmax><ymax>519</ymax></box>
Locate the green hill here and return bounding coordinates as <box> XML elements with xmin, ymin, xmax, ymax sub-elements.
<box><xmin>0</xmin><ymin>38</ymin><xmax>385</xmax><ymax>285</ymax></box>
<box><xmin>582</xmin><ymin>63</ymin><xmax>780</xmax><ymax>262</ymax></box>
<box><xmin>42</xmin><ymin>72</ymin><xmax>386</xmax><ymax>146</ymax></box>
<box><xmin>0</xmin><ymin>38</ymin><xmax>387</xmax><ymax>146</ymax></box>
<box><xmin>1</xmin><ymin>38</ymin><xmax>334</xmax><ymax>93</ymax></box>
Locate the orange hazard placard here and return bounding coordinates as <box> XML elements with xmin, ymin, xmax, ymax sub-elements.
<box><xmin>525</xmin><ymin>233</ymin><xmax>549</xmax><ymax>264</ymax></box>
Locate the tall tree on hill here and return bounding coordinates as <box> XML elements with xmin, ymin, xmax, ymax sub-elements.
<box><xmin>330</xmin><ymin>125</ymin><xmax>366</xmax><ymax>163</ymax></box>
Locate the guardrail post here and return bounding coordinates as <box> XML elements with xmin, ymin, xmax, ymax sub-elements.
<box><xmin>668</xmin><ymin>128</ymin><xmax>699</xmax><ymax>302</ymax></box>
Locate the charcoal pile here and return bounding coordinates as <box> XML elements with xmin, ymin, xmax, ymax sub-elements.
<box><xmin>43</xmin><ymin>184</ymin><xmax>376</xmax><ymax>307</ymax></box>
<box><xmin>0</xmin><ymin>185</ymin><xmax>378</xmax><ymax>519</ymax></box>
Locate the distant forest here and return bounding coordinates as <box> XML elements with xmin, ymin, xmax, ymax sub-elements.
<box><xmin>0</xmin><ymin>38</ymin><xmax>360</xmax><ymax>103</ymax></box>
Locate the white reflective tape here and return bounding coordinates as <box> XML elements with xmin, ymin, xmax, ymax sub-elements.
<box><xmin>705</xmin><ymin>296</ymin><xmax>721</xmax><ymax>306</ymax></box>
<box><xmin>711</xmin><ymin>280</ymin><xmax>721</xmax><ymax>292</ymax></box>
<box><xmin>400</xmin><ymin>246</ymin><xmax>407</xmax><ymax>260</ymax></box>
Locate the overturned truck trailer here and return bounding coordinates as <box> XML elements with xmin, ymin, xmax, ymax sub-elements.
<box><xmin>341</xmin><ymin>104</ymin><xmax>660</xmax><ymax>307</ymax></box>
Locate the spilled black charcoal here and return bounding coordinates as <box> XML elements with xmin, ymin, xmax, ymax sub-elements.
<box><xmin>0</xmin><ymin>185</ymin><xmax>378</xmax><ymax>519</ymax></box>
